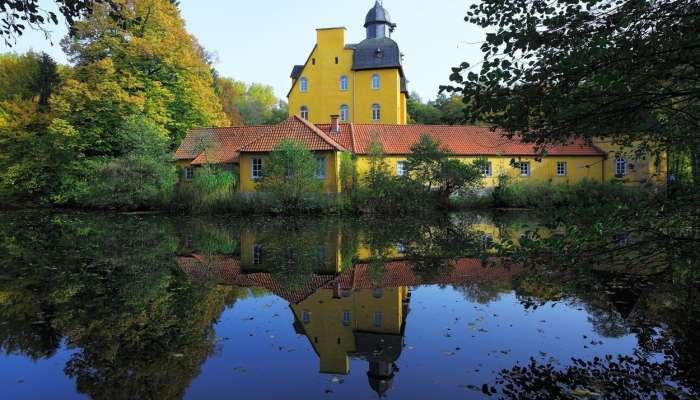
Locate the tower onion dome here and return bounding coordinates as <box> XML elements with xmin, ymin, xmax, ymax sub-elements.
<box><xmin>364</xmin><ymin>1</ymin><xmax>397</xmax><ymax>39</ymax></box>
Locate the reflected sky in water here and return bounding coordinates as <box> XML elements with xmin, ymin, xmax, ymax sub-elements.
<box><xmin>0</xmin><ymin>211</ymin><xmax>696</xmax><ymax>399</ymax></box>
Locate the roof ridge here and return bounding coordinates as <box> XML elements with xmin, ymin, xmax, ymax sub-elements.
<box><xmin>295</xmin><ymin>116</ymin><xmax>348</xmax><ymax>151</ymax></box>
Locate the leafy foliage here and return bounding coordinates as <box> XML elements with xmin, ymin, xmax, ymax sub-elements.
<box><xmin>257</xmin><ymin>139</ymin><xmax>324</xmax><ymax>213</ymax></box>
<box><xmin>445</xmin><ymin>0</ymin><xmax>700</xmax><ymax>180</ymax></box>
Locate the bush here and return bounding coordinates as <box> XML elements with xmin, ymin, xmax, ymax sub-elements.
<box><xmin>491</xmin><ymin>180</ymin><xmax>643</xmax><ymax>208</ymax></box>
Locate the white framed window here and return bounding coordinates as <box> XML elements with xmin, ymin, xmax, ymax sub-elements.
<box><xmin>396</xmin><ymin>161</ymin><xmax>407</xmax><ymax>177</ymax></box>
<box><xmin>556</xmin><ymin>161</ymin><xmax>568</xmax><ymax>177</ymax></box>
<box><xmin>300</xmin><ymin>106</ymin><xmax>309</xmax><ymax>120</ymax></box>
<box><xmin>302</xmin><ymin>310</ymin><xmax>310</xmax><ymax>324</ymax></box>
<box><xmin>519</xmin><ymin>162</ymin><xmax>531</xmax><ymax>177</ymax></box>
<box><xmin>285</xmin><ymin>161</ymin><xmax>294</xmax><ymax>179</ymax></box>
<box><xmin>372</xmin><ymin>74</ymin><xmax>380</xmax><ymax>90</ymax></box>
<box><xmin>342</xmin><ymin>310</ymin><xmax>351</xmax><ymax>326</ymax></box>
<box><xmin>481</xmin><ymin>162</ymin><xmax>492</xmax><ymax>177</ymax></box>
<box><xmin>373</xmin><ymin>311</ymin><xmax>382</xmax><ymax>327</ymax></box>
<box><xmin>252</xmin><ymin>244</ymin><xmax>263</xmax><ymax>265</ymax></box>
<box><xmin>615</xmin><ymin>156</ymin><xmax>627</xmax><ymax>176</ymax></box>
<box><xmin>316</xmin><ymin>156</ymin><xmax>327</xmax><ymax>179</ymax></box>
<box><xmin>251</xmin><ymin>158</ymin><xmax>263</xmax><ymax>180</ymax></box>
<box><xmin>340</xmin><ymin>105</ymin><xmax>349</xmax><ymax>122</ymax></box>
<box><xmin>340</xmin><ymin>75</ymin><xmax>348</xmax><ymax>91</ymax></box>
<box><xmin>184</xmin><ymin>167</ymin><xmax>194</xmax><ymax>181</ymax></box>
<box><xmin>371</xmin><ymin>104</ymin><xmax>381</xmax><ymax>122</ymax></box>
<box><xmin>396</xmin><ymin>243</ymin><xmax>408</xmax><ymax>253</ymax></box>
<box><xmin>300</xmin><ymin>77</ymin><xmax>308</xmax><ymax>92</ymax></box>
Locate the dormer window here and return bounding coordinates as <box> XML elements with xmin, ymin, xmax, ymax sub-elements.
<box><xmin>372</xmin><ymin>74</ymin><xmax>380</xmax><ymax>90</ymax></box>
<box><xmin>340</xmin><ymin>75</ymin><xmax>348</xmax><ymax>91</ymax></box>
<box><xmin>300</xmin><ymin>77</ymin><xmax>308</xmax><ymax>93</ymax></box>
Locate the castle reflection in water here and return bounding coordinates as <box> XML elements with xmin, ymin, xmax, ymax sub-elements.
<box><xmin>177</xmin><ymin>224</ymin><xmax>521</xmax><ymax>397</ymax></box>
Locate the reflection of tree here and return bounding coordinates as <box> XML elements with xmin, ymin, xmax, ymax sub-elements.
<box><xmin>454</xmin><ymin>281</ymin><xmax>510</xmax><ymax>304</ymax></box>
<box><xmin>0</xmin><ymin>213</ymin><xmax>227</xmax><ymax>400</ymax></box>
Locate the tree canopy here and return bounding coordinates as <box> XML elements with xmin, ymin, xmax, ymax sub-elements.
<box><xmin>444</xmin><ymin>0</ymin><xmax>700</xmax><ymax>179</ymax></box>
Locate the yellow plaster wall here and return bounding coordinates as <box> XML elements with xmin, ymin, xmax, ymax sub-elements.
<box><xmin>594</xmin><ymin>140</ymin><xmax>668</xmax><ymax>185</ymax></box>
<box><xmin>354</xmin><ymin>155</ymin><xmax>606</xmax><ymax>186</ymax></box>
<box><xmin>239</xmin><ymin>151</ymin><xmax>341</xmax><ymax>193</ymax></box>
<box><xmin>287</xmin><ymin>28</ymin><xmax>406</xmax><ymax>125</ymax></box>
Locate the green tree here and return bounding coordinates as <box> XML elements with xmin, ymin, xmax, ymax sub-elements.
<box><xmin>407</xmin><ymin>92</ymin><xmax>441</xmax><ymax>124</ymax></box>
<box><xmin>60</xmin><ymin>0</ymin><xmax>227</xmax><ymax>144</ymax></box>
<box><xmin>406</xmin><ymin>134</ymin><xmax>485</xmax><ymax>207</ymax></box>
<box><xmin>257</xmin><ymin>139</ymin><xmax>323</xmax><ymax>212</ymax></box>
<box><xmin>445</xmin><ymin>0</ymin><xmax>700</xmax><ymax>182</ymax></box>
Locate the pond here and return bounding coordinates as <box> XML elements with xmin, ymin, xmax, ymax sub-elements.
<box><xmin>0</xmin><ymin>211</ymin><xmax>698</xmax><ymax>399</ymax></box>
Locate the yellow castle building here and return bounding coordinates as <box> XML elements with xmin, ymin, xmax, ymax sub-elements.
<box><xmin>173</xmin><ymin>2</ymin><xmax>667</xmax><ymax>193</ymax></box>
<box><xmin>287</xmin><ymin>2</ymin><xmax>408</xmax><ymax>124</ymax></box>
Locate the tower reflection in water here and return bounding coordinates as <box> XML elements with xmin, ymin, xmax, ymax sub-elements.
<box><xmin>177</xmin><ymin>224</ymin><xmax>520</xmax><ymax>397</ymax></box>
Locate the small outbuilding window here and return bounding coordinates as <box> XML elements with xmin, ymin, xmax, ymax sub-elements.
<box><xmin>519</xmin><ymin>162</ymin><xmax>531</xmax><ymax>177</ymax></box>
<box><xmin>615</xmin><ymin>156</ymin><xmax>628</xmax><ymax>176</ymax></box>
<box><xmin>316</xmin><ymin>156</ymin><xmax>327</xmax><ymax>179</ymax></box>
<box><xmin>253</xmin><ymin>244</ymin><xmax>263</xmax><ymax>265</ymax></box>
<box><xmin>396</xmin><ymin>161</ymin><xmax>407</xmax><ymax>177</ymax></box>
<box><xmin>184</xmin><ymin>167</ymin><xmax>194</xmax><ymax>181</ymax></box>
<box><xmin>300</xmin><ymin>77</ymin><xmax>308</xmax><ymax>92</ymax></box>
<box><xmin>481</xmin><ymin>162</ymin><xmax>492</xmax><ymax>177</ymax></box>
<box><xmin>557</xmin><ymin>161</ymin><xmax>568</xmax><ymax>176</ymax></box>
<box><xmin>251</xmin><ymin>158</ymin><xmax>263</xmax><ymax>180</ymax></box>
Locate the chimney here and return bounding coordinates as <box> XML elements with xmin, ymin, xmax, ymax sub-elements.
<box><xmin>330</xmin><ymin>115</ymin><xmax>340</xmax><ymax>133</ymax></box>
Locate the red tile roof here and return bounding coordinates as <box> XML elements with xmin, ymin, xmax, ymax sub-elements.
<box><xmin>350</xmin><ymin>124</ymin><xmax>604</xmax><ymax>156</ymax></box>
<box><xmin>174</xmin><ymin>118</ymin><xmax>603</xmax><ymax>165</ymax></box>
<box><xmin>174</xmin><ymin>126</ymin><xmax>269</xmax><ymax>164</ymax></box>
<box><xmin>238</xmin><ymin>116</ymin><xmax>348</xmax><ymax>153</ymax></box>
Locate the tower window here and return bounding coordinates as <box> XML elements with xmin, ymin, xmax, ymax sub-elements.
<box><xmin>372</xmin><ymin>74</ymin><xmax>381</xmax><ymax>90</ymax></box>
<box><xmin>312</xmin><ymin>58</ymin><xmax>316</xmax><ymax>65</ymax></box>
<box><xmin>340</xmin><ymin>75</ymin><xmax>348</xmax><ymax>91</ymax></box>
<box><xmin>300</xmin><ymin>106</ymin><xmax>309</xmax><ymax>120</ymax></box>
<box><xmin>335</xmin><ymin>57</ymin><xmax>339</xmax><ymax>64</ymax></box>
<box><xmin>300</xmin><ymin>77</ymin><xmax>308</xmax><ymax>93</ymax></box>
<box><xmin>340</xmin><ymin>104</ymin><xmax>349</xmax><ymax>122</ymax></box>
<box><xmin>371</xmin><ymin>104</ymin><xmax>381</xmax><ymax>122</ymax></box>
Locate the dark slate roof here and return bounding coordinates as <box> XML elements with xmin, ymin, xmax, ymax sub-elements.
<box><xmin>290</xmin><ymin>65</ymin><xmax>304</xmax><ymax>79</ymax></box>
<box><xmin>365</xmin><ymin>1</ymin><xmax>393</xmax><ymax>27</ymax></box>
<box><xmin>351</xmin><ymin>37</ymin><xmax>402</xmax><ymax>71</ymax></box>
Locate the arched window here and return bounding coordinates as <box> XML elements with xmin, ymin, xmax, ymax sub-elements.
<box><xmin>300</xmin><ymin>106</ymin><xmax>309</xmax><ymax>120</ymax></box>
<box><xmin>340</xmin><ymin>105</ymin><xmax>349</xmax><ymax>121</ymax></box>
<box><xmin>300</xmin><ymin>77</ymin><xmax>308</xmax><ymax>92</ymax></box>
<box><xmin>340</xmin><ymin>75</ymin><xmax>348</xmax><ymax>91</ymax></box>
<box><xmin>371</xmin><ymin>104</ymin><xmax>381</xmax><ymax>122</ymax></box>
<box><xmin>615</xmin><ymin>155</ymin><xmax>627</xmax><ymax>176</ymax></box>
<box><xmin>372</xmin><ymin>74</ymin><xmax>380</xmax><ymax>90</ymax></box>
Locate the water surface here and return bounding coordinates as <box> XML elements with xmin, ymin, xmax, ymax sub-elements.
<box><xmin>0</xmin><ymin>211</ymin><xmax>697</xmax><ymax>399</ymax></box>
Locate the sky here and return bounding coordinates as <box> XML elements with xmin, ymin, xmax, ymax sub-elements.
<box><xmin>6</xmin><ymin>0</ymin><xmax>485</xmax><ymax>102</ymax></box>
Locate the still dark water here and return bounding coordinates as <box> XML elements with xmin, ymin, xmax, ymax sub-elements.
<box><xmin>0</xmin><ymin>211</ymin><xmax>698</xmax><ymax>399</ymax></box>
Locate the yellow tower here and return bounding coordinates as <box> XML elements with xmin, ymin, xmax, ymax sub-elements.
<box><xmin>287</xmin><ymin>1</ymin><xmax>408</xmax><ymax>125</ymax></box>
